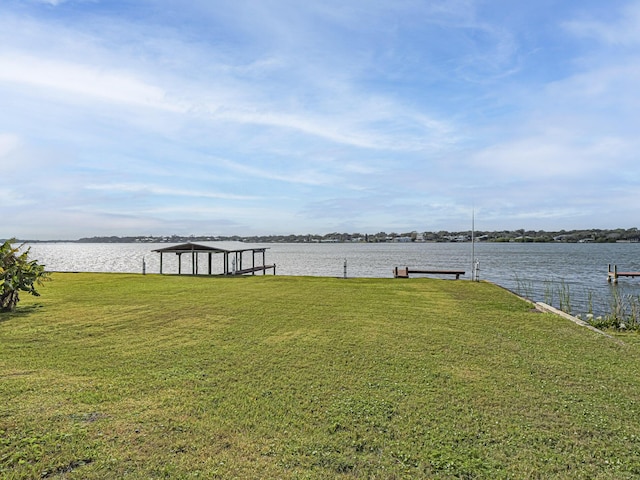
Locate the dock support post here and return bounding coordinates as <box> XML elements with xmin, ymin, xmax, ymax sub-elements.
<box><xmin>608</xmin><ymin>264</ymin><xmax>618</xmax><ymax>283</ymax></box>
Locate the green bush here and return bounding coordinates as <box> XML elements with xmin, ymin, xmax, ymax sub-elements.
<box><xmin>0</xmin><ymin>238</ymin><xmax>49</xmax><ymax>312</ymax></box>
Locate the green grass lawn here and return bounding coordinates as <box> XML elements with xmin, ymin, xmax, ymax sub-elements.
<box><xmin>1</xmin><ymin>273</ymin><xmax>640</xmax><ymax>479</ymax></box>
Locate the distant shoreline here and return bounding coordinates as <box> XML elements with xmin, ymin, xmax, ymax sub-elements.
<box><xmin>9</xmin><ymin>227</ymin><xmax>640</xmax><ymax>244</ymax></box>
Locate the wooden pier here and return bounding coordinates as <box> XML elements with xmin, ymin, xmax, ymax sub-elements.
<box><xmin>607</xmin><ymin>264</ymin><xmax>640</xmax><ymax>283</ymax></box>
<box><xmin>394</xmin><ymin>266</ymin><xmax>465</xmax><ymax>280</ymax></box>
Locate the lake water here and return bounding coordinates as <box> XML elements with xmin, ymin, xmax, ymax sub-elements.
<box><xmin>25</xmin><ymin>241</ymin><xmax>640</xmax><ymax>317</ymax></box>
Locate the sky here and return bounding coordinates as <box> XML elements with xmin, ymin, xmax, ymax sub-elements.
<box><xmin>1</xmin><ymin>0</ymin><xmax>640</xmax><ymax>239</ymax></box>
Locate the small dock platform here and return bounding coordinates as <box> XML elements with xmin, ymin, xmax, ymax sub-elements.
<box><xmin>607</xmin><ymin>264</ymin><xmax>640</xmax><ymax>283</ymax></box>
<box><xmin>394</xmin><ymin>267</ymin><xmax>465</xmax><ymax>280</ymax></box>
<box><xmin>233</xmin><ymin>264</ymin><xmax>276</xmax><ymax>275</ymax></box>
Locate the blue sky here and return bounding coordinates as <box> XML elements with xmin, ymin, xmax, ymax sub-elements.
<box><xmin>2</xmin><ymin>0</ymin><xmax>639</xmax><ymax>239</ymax></box>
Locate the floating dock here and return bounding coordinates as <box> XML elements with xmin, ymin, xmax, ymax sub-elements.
<box><xmin>607</xmin><ymin>264</ymin><xmax>640</xmax><ymax>283</ymax></box>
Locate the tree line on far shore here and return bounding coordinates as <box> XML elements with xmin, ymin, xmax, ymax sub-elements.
<box><xmin>17</xmin><ymin>227</ymin><xmax>638</xmax><ymax>244</ymax></box>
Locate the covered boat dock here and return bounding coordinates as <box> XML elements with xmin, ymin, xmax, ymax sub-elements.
<box><xmin>152</xmin><ymin>242</ymin><xmax>275</xmax><ymax>276</ymax></box>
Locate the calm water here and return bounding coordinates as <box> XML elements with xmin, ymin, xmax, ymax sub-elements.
<box><xmin>26</xmin><ymin>241</ymin><xmax>640</xmax><ymax>317</ymax></box>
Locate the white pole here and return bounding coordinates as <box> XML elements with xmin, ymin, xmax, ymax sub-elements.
<box><xmin>471</xmin><ymin>208</ymin><xmax>475</xmax><ymax>280</ymax></box>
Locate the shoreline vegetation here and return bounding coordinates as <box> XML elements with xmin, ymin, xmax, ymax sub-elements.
<box><xmin>8</xmin><ymin>226</ymin><xmax>640</xmax><ymax>244</ymax></box>
<box><xmin>513</xmin><ymin>277</ymin><xmax>640</xmax><ymax>333</ymax></box>
<box><xmin>2</xmin><ymin>273</ymin><xmax>640</xmax><ymax>478</ymax></box>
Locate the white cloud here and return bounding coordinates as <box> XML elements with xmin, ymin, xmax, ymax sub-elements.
<box><xmin>471</xmin><ymin>134</ymin><xmax>630</xmax><ymax>179</ymax></box>
<box><xmin>0</xmin><ymin>51</ymin><xmax>452</xmax><ymax>154</ymax></box>
<box><xmin>0</xmin><ymin>133</ymin><xmax>20</xmax><ymax>158</ymax></box>
<box><xmin>211</xmin><ymin>157</ymin><xmax>338</xmax><ymax>186</ymax></box>
<box><xmin>84</xmin><ymin>183</ymin><xmax>259</xmax><ymax>201</ymax></box>
<box><xmin>35</xmin><ymin>0</ymin><xmax>69</xmax><ymax>5</ymax></box>
<box><xmin>0</xmin><ymin>6</ymin><xmax>460</xmax><ymax>154</ymax></box>
<box><xmin>0</xmin><ymin>52</ymin><xmax>183</xmax><ymax>112</ymax></box>
<box><xmin>0</xmin><ymin>188</ymin><xmax>31</xmax><ymax>207</ymax></box>
<box><xmin>563</xmin><ymin>3</ymin><xmax>640</xmax><ymax>46</ymax></box>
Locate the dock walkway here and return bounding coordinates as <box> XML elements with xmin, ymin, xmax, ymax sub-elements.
<box><xmin>607</xmin><ymin>264</ymin><xmax>640</xmax><ymax>283</ymax></box>
<box><xmin>234</xmin><ymin>264</ymin><xmax>276</xmax><ymax>275</ymax></box>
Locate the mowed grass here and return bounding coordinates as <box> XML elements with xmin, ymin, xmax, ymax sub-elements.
<box><xmin>1</xmin><ymin>273</ymin><xmax>640</xmax><ymax>479</ymax></box>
